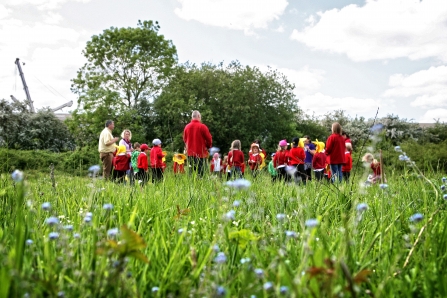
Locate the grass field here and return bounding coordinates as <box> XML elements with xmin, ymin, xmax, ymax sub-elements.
<box><xmin>1</xmin><ymin>158</ymin><xmax>447</xmax><ymax>297</ymax></box>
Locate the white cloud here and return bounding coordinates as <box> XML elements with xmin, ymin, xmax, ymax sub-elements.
<box><xmin>290</xmin><ymin>0</ymin><xmax>447</xmax><ymax>62</ymax></box>
<box><xmin>175</xmin><ymin>0</ymin><xmax>288</xmax><ymax>35</ymax></box>
<box><xmin>419</xmin><ymin>109</ymin><xmax>447</xmax><ymax>123</ymax></box>
<box><xmin>0</xmin><ymin>4</ymin><xmax>11</xmax><ymax>19</ymax></box>
<box><xmin>3</xmin><ymin>0</ymin><xmax>91</xmax><ymax>10</ymax></box>
<box><xmin>43</xmin><ymin>11</ymin><xmax>63</xmax><ymax>24</ymax></box>
<box><xmin>299</xmin><ymin>92</ymin><xmax>383</xmax><ymax>117</ymax></box>
<box><xmin>384</xmin><ymin>66</ymin><xmax>447</xmax><ymax>109</ymax></box>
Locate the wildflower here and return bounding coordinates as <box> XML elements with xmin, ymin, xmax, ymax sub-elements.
<box><xmin>442</xmin><ymin>177</ymin><xmax>447</xmax><ymax>183</ymax></box>
<box><xmin>209</xmin><ymin>147</ymin><xmax>220</xmax><ymax>156</ymax></box>
<box><xmin>240</xmin><ymin>257</ymin><xmax>251</xmax><ymax>264</ymax></box>
<box><xmin>443</xmin><ymin>194</ymin><xmax>447</xmax><ymax>200</ymax></box>
<box><xmin>49</xmin><ymin>232</ymin><xmax>59</xmax><ymax>240</ymax></box>
<box><xmin>57</xmin><ymin>291</ymin><xmax>65</xmax><ymax>297</ymax></box>
<box><xmin>233</xmin><ymin>200</ymin><xmax>241</xmax><ymax>207</ymax></box>
<box><xmin>214</xmin><ymin>252</ymin><xmax>227</xmax><ymax>264</ymax></box>
<box><xmin>394</xmin><ymin>146</ymin><xmax>402</xmax><ymax>152</ymax></box>
<box><xmin>151</xmin><ymin>287</ymin><xmax>159</xmax><ymax>293</ymax></box>
<box><xmin>107</xmin><ymin>228</ymin><xmax>119</xmax><ymax>237</ymax></box>
<box><xmin>409</xmin><ymin>213</ymin><xmax>423</xmax><ymax>223</ymax></box>
<box><xmin>41</xmin><ymin>202</ymin><xmax>51</xmax><ymax>211</ymax></box>
<box><xmin>280</xmin><ymin>286</ymin><xmax>289</xmax><ymax>295</ymax></box>
<box><xmin>305</xmin><ymin>219</ymin><xmax>319</xmax><ymax>228</ymax></box>
<box><xmin>84</xmin><ymin>216</ymin><xmax>92</xmax><ymax>224</ymax></box>
<box><xmin>11</xmin><ymin>169</ymin><xmax>24</xmax><ymax>182</ymax></box>
<box><xmin>63</xmin><ymin>225</ymin><xmax>73</xmax><ymax>231</ymax></box>
<box><xmin>224</xmin><ymin>210</ymin><xmax>236</xmax><ymax>221</ymax></box>
<box><xmin>379</xmin><ymin>184</ymin><xmax>388</xmax><ymax>189</ymax></box>
<box><xmin>276</xmin><ymin>213</ymin><xmax>286</xmax><ymax>221</ymax></box>
<box><xmin>103</xmin><ymin>203</ymin><xmax>113</xmax><ymax>211</ymax></box>
<box><xmin>212</xmin><ymin>244</ymin><xmax>220</xmax><ymax>252</ymax></box>
<box><xmin>254</xmin><ymin>268</ymin><xmax>264</xmax><ymax>278</ymax></box>
<box><xmin>441</xmin><ymin>185</ymin><xmax>446</xmax><ymax>191</ymax></box>
<box><xmin>86</xmin><ymin>212</ymin><xmax>93</xmax><ymax>217</ymax></box>
<box><xmin>370</xmin><ymin>123</ymin><xmax>384</xmax><ymax>133</ymax></box>
<box><xmin>263</xmin><ymin>281</ymin><xmax>274</xmax><ymax>291</ymax></box>
<box><xmin>73</xmin><ymin>233</ymin><xmax>81</xmax><ymax>239</ymax></box>
<box><xmin>399</xmin><ymin>155</ymin><xmax>410</xmax><ymax>161</ymax></box>
<box><xmin>226</xmin><ymin>179</ymin><xmax>251</xmax><ymax>190</ymax></box>
<box><xmin>216</xmin><ymin>286</ymin><xmax>226</xmax><ymax>296</ymax></box>
<box><xmin>46</xmin><ymin>216</ymin><xmax>59</xmax><ymax>226</ymax></box>
<box><xmin>356</xmin><ymin>203</ymin><xmax>368</xmax><ymax>212</ymax></box>
<box><xmin>88</xmin><ymin>165</ymin><xmax>100</xmax><ymax>175</ymax></box>
<box><xmin>25</xmin><ymin>239</ymin><xmax>33</xmax><ymax>246</ymax></box>
<box><xmin>178</xmin><ymin>228</ymin><xmax>184</xmax><ymax>234</ymax></box>
<box><xmin>285</xmin><ymin>231</ymin><xmax>297</xmax><ymax>238</ymax></box>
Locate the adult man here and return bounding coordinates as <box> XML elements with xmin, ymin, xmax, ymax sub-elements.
<box><xmin>183</xmin><ymin>110</ymin><xmax>212</xmax><ymax>177</ymax></box>
<box><xmin>98</xmin><ymin>120</ymin><xmax>119</xmax><ymax>179</ymax></box>
<box><xmin>303</xmin><ymin>135</ymin><xmax>316</xmax><ymax>182</ymax></box>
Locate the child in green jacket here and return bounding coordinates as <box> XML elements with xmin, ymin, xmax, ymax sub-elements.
<box><xmin>268</xmin><ymin>153</ymin><xmax>277</xmax><ymax>182</ymax></box>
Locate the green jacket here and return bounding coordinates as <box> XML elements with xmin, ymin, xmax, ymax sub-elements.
<box><xmin>268</xmin><ymin>161</ymin><xmax>277</xmax><ymax>176</ymax></box>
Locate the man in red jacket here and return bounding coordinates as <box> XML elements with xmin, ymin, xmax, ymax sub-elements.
<box><xmin>183</xmin><ymin>110</ymin><xmax>213</xmax><ymax>177</ymax></box>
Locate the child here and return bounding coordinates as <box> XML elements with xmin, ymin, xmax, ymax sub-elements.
<box><xmin>362</xmin><ymin>153</ymin><xmax>382</xmax><ymax>184</ymax></box>
<box><xmin>222</xmin><ymin>155</ymin><xmax>231</xmax><ymax>180</ymax></box>
<box><xmin>288</xmin><ymin>137</ymin><xmax>306</xmax><ymax>184</ymax></box>
<box><xmin>342</xmin><ymin>143</ymin><xmax>353</xmax><ymax>182</ymax></box>
<box><xmin>150</xmin><ymin>139</ymin><xmax>165</xmax><ymax>183</ymax></box>
<box><xmin>248</xmin><ymin>143</ymin><xmax>263</xmax><ymax>177</ymax></box>
<box><xmin>136</xmin><ymin>144</ymin><xmax>150</xmax><ymax>186</ymax></box>
<box><xmin>131</xmin><ymin>142</ymin><xmax>141</xmax><ymax>184</ymax></box>
<box><xmin>173</xmin><ymin>153</ymin><xmax>187</xmax><ymax>174</ymax></box>
<box><xmin>311</xmin><ymin>140</ymin><xmax>326</xmax><ymax>181</ymax></box>
<box><xmin>268</xmin><ymin>153</ymin><xmax>278</xmax><ymax>182</ymax></box>
<box><xmin>113</xmin><ymin>145</ymin><xmax>130</xmax><ymax>183</ymax></box>
<box><xmin>273</xmin><ymin>139</ymin><xmax>289</xmax><ymax>182</ymax></box>
<box><xmin>210</xmin><ymin>152</ymin><xmax>222</xmax><ymax>178</ymax></box>
<box><xmin>227</xmin><ymin>140</ymin><xmax>244</xmax><ymax>179</ymax></box>
<box><xmin>325</xmin><ymin>122</ymin><xmax>346</xmax><ymax>182</ymax></box>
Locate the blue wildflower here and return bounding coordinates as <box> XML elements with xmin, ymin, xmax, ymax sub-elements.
<box><xmin>41</xmin><ymin>202</ymin><xmax>51</xmax><ymax>211</ymax></box>
<box><xmin>25</xmin><ymin>239</ymin><xmax>33</xmax><ymax>246</ymax></box>
<box><xmin>63</xmin><ymin>225</ymin><xmax>73</xmax><ymax>231</ymax></box>
<box><xmin>285</xmin><ymin>231</ymin><xmax>297</xmax><ymax>238</ymax></box>
<box><xmin>214</xmin><ymin>252</ymin><xmax>227</xmax><ymax>264</ymax></box>
<box><xmin>178</xmin><ymin>228</ymin><xmax>184</xmax><ymax>234</ymax></box>
<box><xmin>216</xmin><ymin>286</ymin><xmax>226</xmax><ymax>297</ymax></box>
<box><xmin>441</xmin><ymin>185</ymin><xmax>446</xmax><ymax>191</ymax></box>
<box><xmin>370</xmin><ymin>123</ymin><xmax>384</xmax><ymax>133</ymax></box>
<box><xmin>107</xmin><ymin>228</ymin><xmax>119</xmax><ymax>237</ymax></box>
<box><xmin>276</xmin><ymin>213</ymin><xmax>286</xmax><ymax>221</ymax></box>
<box><xmin>409</xmin><ymin>213</ymin><xmax>423</xmax><ymax>223</ymax></box>
<box><xmin>212</xmin><ymin>244</ymin><xmax>220</xmax><ymax>252</ymax></box>
<box><xmin>57</xmin><ymin>291</ymin><xmax>65</xmax><ymax>297</ymax></box>
<box><xmin>84</xmin><ymin>216</ymin><xmax>92</xmax><ymax>224</ymax></box>
<box><xmin>443</xmin><ymin>194</ymin><xmax>447</xmax><ymax>200</ymax></box>
<box><xmin>73</xmin><ymin>233</ymin><xmax>81</xmax><ymax>239</ymax></box>
<box><xmin>45</xmin><ymin>216</ymin><xmax>59</xmax><ymax>226</ymax></box>
<box><xmin>103</xmin><ymin>203</ymin><xmax>113</xmax><ymax>211</ymax></box>
<box><xmin>226</xmin><ymin>179</ymin><xmax>251</xmax><ymax>190</ymax></box>
<box><xmin>254</xmin><ymin>268</ymin><xmax>264</xmax><ymax>278</ymax></box>
<box><xmin>356</xmin><ymin>203</ymin><xmax>368</xmax><ymax>212</ymax></box>
<box><xmin>379</xmin><ymin>184</ymin><xmax>388</xmax><ymax>189</ymax></box>
<box><xmin>263</xmin><ymin>282</ymin><xmax>274</xmax><ymax>291</ymax></box>
<box><xmin>280</xmin><ymin>286</ymin><xmax>289</xmax><ymax>295</ymax></box>
<box><xmin>49</xmin><ymin>232</ymin><xmax>59</xmax><ymax>240</ymax></box>
<box><xmin>233</xmin><ymin>200</ymin><xmax>241</xmax><ymax>207</ymax></box>
<box><xmin>151</xmin><ymin>287</ymin><xmax>159</xmax><ymax>293</ymax></box>
<box><xmin>394</xmin><ymin>146</ymin><xmax>402</xmax><ymax>152</ymax></box>
<box><xmin>442</xmin><ymin>177</ymin><xmax>447</xmax><ymax>183</ymax></box>
<box><xmin>225</xmin><ymin>210</ymin><xmax>236</xmax><ymax>221</ymax></box>
<box><xmin>305</xmin><ymin>219</ymin><xmax>319</xmax><ymax>228</ymax></box>
<box><xmin>240</xmin><ymin>257</ymin><xmax>251</xmax><ymax>264</ymax></box>
<box><xmin>11</xmin><ymin>169</ymin><xmax>24</xmax><ymax>182</ymax></box>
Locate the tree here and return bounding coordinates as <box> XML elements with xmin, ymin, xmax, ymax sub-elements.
<box><xmin>69</xmin><ymin>20</ymin><xmax>177</xmax><ymax>147</ymax></box>
<box><xmin>151</xmin><ymin>62</ymin><xmax>300</xmax><ymax>153</ymax></box>
<box><xmin>0</xmin><ymin>99</ymin><xmax>75</xmax><ymax>152</ymax></box>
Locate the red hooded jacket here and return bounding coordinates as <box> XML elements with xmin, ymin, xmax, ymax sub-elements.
<box><xmin>325</xmin><ymin>134</ymin><xmax>346</xmax><ymax>165</ymax></box>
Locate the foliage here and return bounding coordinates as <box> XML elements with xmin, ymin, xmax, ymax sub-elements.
<box><xmin>0</xmin><ymin>99</ymin><xmax>75</xmax><ymax>152</ymax></box>
<box><xmin>152</xmin><ymin>62</ymin><xmax>300</xmax><ymax>153</ymax></box>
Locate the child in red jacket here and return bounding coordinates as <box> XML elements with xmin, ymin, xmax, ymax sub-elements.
<box><xmin>248</xmin><ymin>143</ymin><xmax>263</xmax><ymax>177</ymax></box>
<box><xmin>227</xmin><ymin>140</ymin><xmax>244</xmax><ymax>179</ymax></box>
<box><xmin>273</xmin><ymin>139</ymin><xmax>289</xmax><ymax>182</ymax></box>
<box><xmin>136</xmin><ymin>144</ymin><xmax>150</xmax><ymax>185</ymax></box>
<box><xmin>342</xmin><ymin>143</ymin><xmax>353</xmax><ymax>182</ymax></box>
<box><xmin>288</xmin><ymin>137</ymin><xmax>306</xmax><ymax>184</ymax></box>
<box><xmin>362</xmin><ymin>152</ymin><xmax>382</xmax><ymax>184</ymax></box>
<box><xmin>326</xmin><ymin>122</ymin><xmax>346</xmax><ymax>182</ymax></box>
<box><xmin>113</xmin><ymin>145</ymin><xmax>130</xmax><ymax>183</ymax></box>
<box><xmin>150</xmin><ymin>139</ymin><xmax>165</xmax><ymax>183</ymax></box>
<box><xmin>312</xmin><ymin>140</ymin><xmax>326</xmax><ymax>181</ymax></box>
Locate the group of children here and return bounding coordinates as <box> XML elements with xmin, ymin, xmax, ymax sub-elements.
<box><xmin>112</xmin><ymin>139</ymin><xmax>166</xmax><ymax>185</ymax></box>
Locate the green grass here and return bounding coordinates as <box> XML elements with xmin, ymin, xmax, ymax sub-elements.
<box><xmin>1</xmin><ymin>164</ymin><xmax>446</xmax><ymax>297</ymax></box>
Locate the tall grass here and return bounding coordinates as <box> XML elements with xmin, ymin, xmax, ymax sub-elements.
<box><xmin>0</xmin><ymin>161</ymin><xmax>446</xmax><ymax>297</ymax></box>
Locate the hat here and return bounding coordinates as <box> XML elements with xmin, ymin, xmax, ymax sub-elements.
<box><xmin>116</xmin><ymin>145</ymin><xmax>126</xmax><ymax>155</ymax></box>
<box><xmin>140</xmin><ymin>144</ymin><xmax>149</xmax><ymax>151</ymax></box>
<box><xmin>152</xmin><ymin>139</ymin><xmax>162</xmax><ymax>146</ymax></box>
<box><xmin>213</xmin><ymin>152</ymin><xmax>219</xmax><ymax>158</ymax></box>
<box><xmin>292</xmin><ymin>137</ymin><xmax>299</xmax><ymax>145</ymax></box>
<box><xmin>271</xmin><ymin>153</ymin><xmax>276</xmax><ymax>157</ymax></box>
<box><xmin>279</xmin><ymin>139</ymin><xmax>288</xmax><ymax>147</ymax></box>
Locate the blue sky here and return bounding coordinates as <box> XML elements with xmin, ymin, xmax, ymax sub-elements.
<box><xmin>1</xmin><ymin>0</ymin><xmax>446</xmax><ymax>122</ymax></box>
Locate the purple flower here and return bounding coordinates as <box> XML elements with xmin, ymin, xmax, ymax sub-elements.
<box><xmin>216</xmin><ymin>286</ymin><xmax>226</xmax><ymax>296</ymax></box>
<box><xmin>254</xmin><ymin>268</ymin><xmax>264</xmax><ymax>277</ymax></box>
<box><xmin>11</xmin><ymin>169</ymin><xmax>24</xmax><ymax>182</ymax></box>
<box><xmin>49</xmin><ymin>232</ymin><xmax>59</xmax><ymax>240</ymax></box>
<box><xmin>214</xmin><ymin>252</ymin><xmax>227</xmax><ymax>264</ymax></box>
<box><xmin>46</xmin><ymin>216</ymin><xmax>59</xmax><ymax>226</ymax></box>
<box><xmin>410</xmin><ymin>213</ymin><xmax>423</xmax><ymax>223</ymax></box>
<box><xmin>280</xmin><ymin>286</ymin><xmax>289</xmax><ymax>295</ymax></box>
<box><xmin>276</xmin><ymin>213</ymin><xmax>286</xmax><ymax>221</ymax></box>
<box><xmin>379</xmin><ymin>184</ymin><xmax>388</xmax><ymax>189</ymax></box>
<box><xmin>103</xmin><ymin>203</ymin><xmax>113</xmax><ymax>211</ymax></box>
<box><xmin>263</xmin><ymin>281</ymin><xmax>274</xmax><ymax>291</ymax></box>
<box><xmin>356</xmin><ymin>203</ymin><xmax>368</xmax><ymax>212</ymax></box>
<box><xmin>225</xmin><ymin>210</ymin><xmax>236</xmax><ymax>221</ymax></box>
<box><xmin>285</xmin><ymin>231</ymin><xmax>297</xmax><ymax>238</ymax></box>
<box><xmin>107</xmin><ymin>228</ymin><xmax>119</xmax><ymax>237</ymax></box>
<box><xmin>41</xmin><ymin>202</ymin><xmax>51</xmax><ymax>211</ymax></box>
<box><xmin>25</xmin><ymin>239</ymin><xmax>33</xmax><ymax>246</ymax></box>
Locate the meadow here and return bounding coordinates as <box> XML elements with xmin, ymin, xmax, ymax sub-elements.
<box><xmin>1</xmin><ymin>151</ymin><xmax>447</xmax><ymax>298</ymax></box>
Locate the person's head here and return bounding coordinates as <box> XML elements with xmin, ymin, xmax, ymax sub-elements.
<box><xmin>362</xmin><ymin>153</ymin><xmax>374</xmax><ymax>163</ymax></box>
<box><xmin>291</xmin><ymin>137</ymin><xmax>299</xmax><ymax>148</ymax></box>
<box><xmin>213</xmin><ymin>152</ymin><xmax>219</xmax><ymax>160</ymax></box>
<box><xmin>251</xmin><ymin>143</ymin><xmax>260</xmax><ymax>154</ymax></box>
<box><xmin>332</xmin><ymin>122</ymin><xmax>342</xmax><ymax>135</ymax></box>
<box><xmin>134</xmin><ymin>142</ymin><xmax>141</xmax><ymax>151</ymax></box>
<box><xmin>342</xmin><ymin>131</ymin><xmax>350</xmax><ymax>139</ymax></box>
<box><xmin>105</xmin><ymin>120</ymin><xmax>114</xmax><ymax>130</ymax></box>
<box><xmin>192</xmin><ymin>110</ymin><xmax>201</xmax><ymax>122</ymax></box>
<box><xmin>346</xmin><ymin>143</ymin><xmax>352</xmax><ymax>153</ymax></box>
<box><xmin>303</xmin><ymin>135</ymin><xmax>311</xmax><ymax>144</ymax></box>
<box><xmin>279</xmin><ymin>139</ymin><xmax>288</xmax><ymax>150</ymax></box>
<box><xmin>121</xmin><ymin>129</ymin><xmax>132</xmax><ymax>140</ymax></box>
<box><xmin>231</xmin><ymin>140</ymin><xmax>241</xmax><ymax>150</ymax></box>
<box><xmin>152</xmin><ymin>139</ymin><xmax>162</xmax><ymax>147</ymax></box>
<box><xmin>223</xmin><ymin>155</ymin><xmax>228</xmax><ymax>162</ymax></box>
<box><xmin>271</xmin><ymin>152</ymin><xmax>276</xmax><ymax>160</ymax></box>
<box><xmin>140</xmin><ymin>144</ymin><xmax>149</xmax><ymax>152</ymax></box>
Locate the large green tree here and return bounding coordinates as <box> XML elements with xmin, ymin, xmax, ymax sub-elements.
<box><xmin>151</xmin><ymin>62</ymin><xmax>300</xmax><ymax>153</ymax></box>
<box><xmin>69</xmin><ymin>20</ymin><xmax>177</xmax><ymax>147</ymax></box>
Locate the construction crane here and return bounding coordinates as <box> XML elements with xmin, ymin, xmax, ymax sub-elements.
<box><xmin>11</xmin><ymin>58</ymin><xmax>73</xmax><ymax>114</ymax></box>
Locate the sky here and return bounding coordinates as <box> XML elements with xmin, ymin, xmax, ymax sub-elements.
<box><xmin>1</xmin><ymin>0</ymin><xmax>447</xmax><ymax>123</ymax></box>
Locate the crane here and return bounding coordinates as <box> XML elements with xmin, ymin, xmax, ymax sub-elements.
<box><xmin>11</xmin><ymin>58</ymin><xmax>73</xmax><ymax>114</ymax></box>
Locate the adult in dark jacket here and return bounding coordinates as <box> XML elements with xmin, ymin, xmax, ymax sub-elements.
<box><xmin>183</xmin><ymin>110</ymin><xmax>213</xmax><ymax>177</ymax></box>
